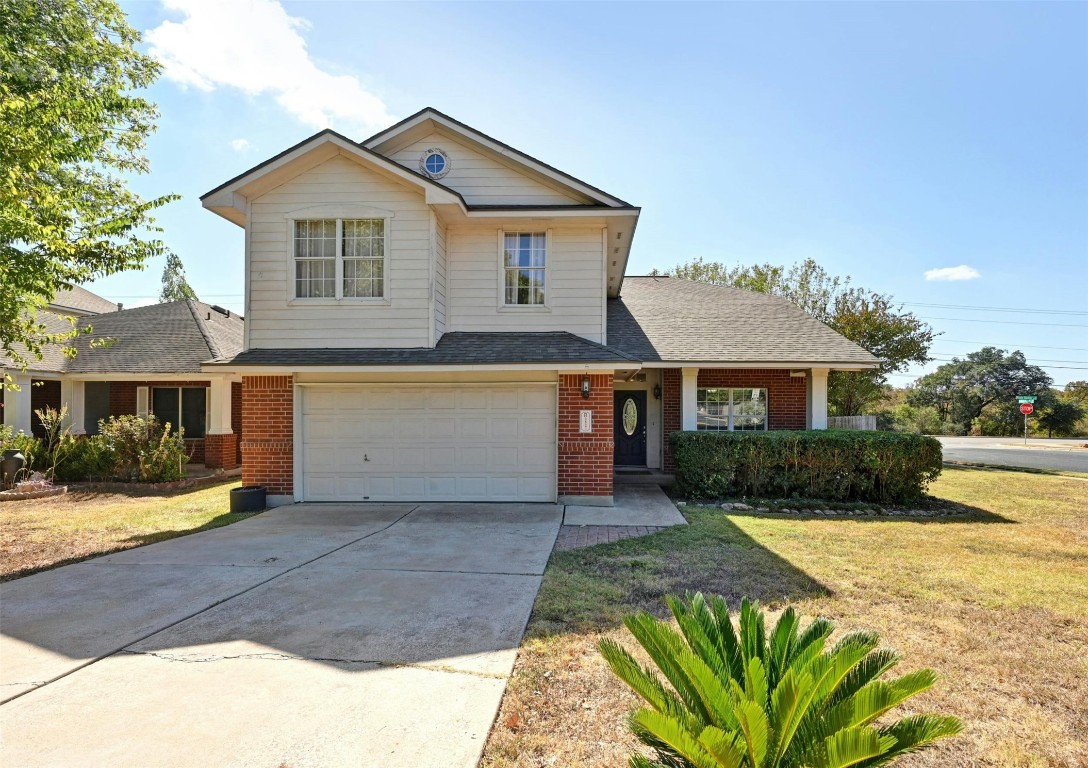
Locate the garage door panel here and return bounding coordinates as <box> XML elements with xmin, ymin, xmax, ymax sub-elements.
<box><xmin>301</xmin><ymin>385</ymin><xmax>556</xmax><ymax>502</ymax></box>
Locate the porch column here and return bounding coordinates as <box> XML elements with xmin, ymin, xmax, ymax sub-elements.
<box><xmin>808</xmin><ymin>368</ymin><xmax>829</xmax><ymax>430</ymax></box>
<box><xmin>681</xmin><ymin>367</ymin><xmax>700</xmax><ymax>430</ymax></box>
<box><xmin>60</xmin><ymin>379</ymin><xmax>86</xmax><ymax>435</ymax></box>
<box><xmin>3</xmin><ymin>374</ymin><xmax>33</xmax><ymax>434</ymax></box>
<box><xmin>204</xmin><ymin>377</ymin><xmax>237</xmax><ymax>469</ymax></box>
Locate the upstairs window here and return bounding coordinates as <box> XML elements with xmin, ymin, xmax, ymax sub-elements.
<box><xmin>697</xmin><ymin>388</ymin><xmax>768</xmax><ymax>431</ymax></box>
<box><xmin>502</xmin><ymin>231</ymin><xmax>546</xmax><ymax>306</ymax></box>
<box><xmin>294</xmin><ymin>218</ymin><xmax>386</xmax><ymax>299</ymax></box>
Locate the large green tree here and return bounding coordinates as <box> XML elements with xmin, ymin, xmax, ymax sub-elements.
<box><xmin>159</xmin><ymin>253</ymin><xmax>197</xmax><ymax>302</ymax></box>
<box><xmin>1</xmin><ymin>0</ymin><xmax>176</xmax><ymax>372</ymax></box>
<box><xmin>658</xmin><ymin>258</ymin><xmax>936</xmax><ymax>415</ymax></box>
<box><xmin>1037</xmin><ymin>400</ymin><xmax>1086</xmax><ymax>438</ymax></box>
<box><xmin>906</xmin><ymin>347</ymin><xmax>1053</xmax><ymax>435</ymax></box>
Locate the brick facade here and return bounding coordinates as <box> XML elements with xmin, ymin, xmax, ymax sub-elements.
<box><xmin>204</xmin><ymin>433</ymin><xmax>238</xmax><ymax>469</ymax></box>
<box><xmin>241</xmin><ymin>375</ymin><xmax>293</xmax><ymax>495</ymax></box>
<box><xmin>662</xmin><ymin>368</ymin><xmax>809</xmax><ymax>471</ymax></box>
<box><xmin>557</xmin><ymin>373</ymin><xmax>614</xmax><ymax>499</ymax></box>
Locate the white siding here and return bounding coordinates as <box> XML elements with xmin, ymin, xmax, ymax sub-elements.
<box><xmin>247</xmin><ymin>154</ymin><xmax>432</xmax><ymax>349</ymax></box>
<box><xmin>387</xmin><ymin>131</ymin><xmax>589</xmax><ymax>206</ymax></box>
<box><xmin>447</xmin><ymin>226</ymin><xmax>606</xmax><ymax>343</ymax></box>
<box><xmin>434</xmin><ymin>216</ymin><xmax>447</xmax><ymax>339</ymax></box>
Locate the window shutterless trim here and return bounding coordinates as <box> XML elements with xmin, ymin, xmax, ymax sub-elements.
<box><xmin>497</xmin><ymin>228</ymin><xmax>550</xmax><ymax>309</ymax></box>
<box><xmin>284</xmin><ymin>205</ymin><xmax>394</xmax><ymax>304</ymax></box>
<box><xmin>695</xmin><ymin>387</ymin><xmax>768</xmax><ymax>432</ymax></box>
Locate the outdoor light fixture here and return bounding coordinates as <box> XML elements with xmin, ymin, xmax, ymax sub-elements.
<box><xmin>653</xmin><ymin>384</ymin><xmax>662</xmax><ymax>400</ymax></box>
<box><xmin>581</xmin><ymin>376</ymin><xmax>592</xmax><ymax>399</ymax></box>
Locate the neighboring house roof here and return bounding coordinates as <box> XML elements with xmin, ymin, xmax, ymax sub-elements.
<box><xmin>0</xmin><ymin>311</ymin><xmax>79</xmax><ymax>374</ymax></box>
<box><xmin>208</xmin><ymin>332</ymin><xmax>637</xmax><ymax>368</ymax></box>
<box><xmin>49</xmin><ymin>285</ymin><xmax>118</xmax><ymax>316</ymax></box>
<box><xmin>607</xmin><ymin>277</ymin><xmax>880</xmax><ymax>367</ymax></box>
<box><xmin>2</xmin><ymin>301</ymin><xmax>243</xmax><ymax>376</ymax></box>
<box><xmin>66</xmin><ymin>300</ymin><xmax>243</xmax><ymax>374</ymax></box>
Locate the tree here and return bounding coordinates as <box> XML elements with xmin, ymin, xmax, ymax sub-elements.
<box><xmin>1063</xmin><ymin>381</ymin><xmax>1088</xmax><ymax>407</ymax></box>
<box><xmin>1</xmin><ymin>0</ymin><xmax>177</xmax><ymax>373</ymax></box>
<box><xmin>906</xmin><ymin>348</ymin><xmax>1052</xmax><ymax>435</ymax></box>
<box><xmin>660</xmin><ymin>258</ymin><xmax>936</xmax><ymax>415</ymax></box>
<box><xmin>159</xmin><ymin>254</ymin><xmax>197</xmax><ymax>302</ymax></box>
<box><xmin>1037</xmin><ymin>399</ymin><xmax>1086</xmax><ymax>438</ymax></box>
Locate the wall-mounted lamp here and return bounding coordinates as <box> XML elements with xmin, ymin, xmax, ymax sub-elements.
<box><xmin>653</xmin><ymin>384</ymin><xmax>662</xmax><ymax>400</ymax></box>
<box><xmin>581</xmin><ymin>376</ymin><xmax>592</xmax><ymax>399</ymax></box>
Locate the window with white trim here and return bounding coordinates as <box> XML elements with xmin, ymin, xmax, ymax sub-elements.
<box><xmin>294</xmin><ymin>218</ymin><xmax>385</xmax><ymax>299</ymax></box>
<box><xmin>502</xmin><ymin>231</ymin><xmax>546</xmax><ymax>306</ymax></box>
<box><xmin>697</xmin><ymin>388</ymin><xmax>768</xmax><ymax>431</ymax></box>
<box><xmin>151</xmin><ymin>386</ymin><xmax>207</xmax><ymax>438</ymax></box>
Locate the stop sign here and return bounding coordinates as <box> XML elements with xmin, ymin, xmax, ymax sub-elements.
<box><xmin>1020</xmin><ymin>403</ymin><xmax>1034</xmax><ymax>415</ymax></box>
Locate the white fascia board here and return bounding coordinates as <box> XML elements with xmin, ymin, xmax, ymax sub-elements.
<box><xmin>200</xmin><ymin>362</ymin><xmax>632</xmax><ymax>375</ymax></box>
<box><xmin>463</xmin><ymin>208</ymin><xmax>639</xmax><ymax>219</ymax></box>
<box><xmin>638</xmin><ymin>361</ymin><xmax>880</xmax><ymax>370</ymax></box>
<box><xmin>67</xmin><ymin>372</ymin><xmax>237</xmax><ymax>381</ymax></box>
<box><xmin>2</xmin><ymin>368</ymin><xmax>64</xmax><ymax>380</ymax></box>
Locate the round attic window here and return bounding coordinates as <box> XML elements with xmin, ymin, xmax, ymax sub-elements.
<box><xmin>419</xmin><ymin>148</ymin><xmax>450</xmax><ymax>179</ymax></box>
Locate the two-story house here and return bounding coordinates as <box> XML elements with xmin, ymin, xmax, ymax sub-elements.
<box><xmin>201</xmin><ymin>108</ymin><xmax>877</xmax><ymax>507</ymax></box>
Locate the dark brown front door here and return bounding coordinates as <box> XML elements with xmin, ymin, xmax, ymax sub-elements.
<box><xmin>613</xmin><ymin>391</ymin><xmax>647</xmax><ymax>466</ymax></box>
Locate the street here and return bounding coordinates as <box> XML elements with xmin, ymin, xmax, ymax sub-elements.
<box><xmin>936</xmin><ymin>436</ymin><xmax>1088</xmax><ymax>473</ymax></box>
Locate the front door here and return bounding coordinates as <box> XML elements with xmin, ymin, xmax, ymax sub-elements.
<box><xmin>613</xmin><ymin>391</ymin><xmax>647</xmax><ymax>466</ymax></box>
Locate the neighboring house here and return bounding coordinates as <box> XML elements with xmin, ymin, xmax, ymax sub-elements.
<box><xmin>1</xmin><ymin>293</ymin><xmax>244</xmax><ymax>470</ymax></box>
<box><xmin>201</xmin><ymin>107</ymin><xmax>879</xmax><ymax>506</ymax></box>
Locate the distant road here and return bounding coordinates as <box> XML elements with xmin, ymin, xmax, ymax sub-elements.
<box><xmin>936</xmin><ymin>436</ymin><xmax>1088</xmax><ymax>473</ymax></box>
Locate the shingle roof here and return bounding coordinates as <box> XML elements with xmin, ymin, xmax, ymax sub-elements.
<box><xmin>64</xmin><ymin>300</ymin><xmax>243</xmax><ymax>374</ymax></box>
<box><xmin>49</xmin><ymin>285</ymin><xmax>118</xmax><ymax>316</ymax></box>
<box><xmin>607</xmin><ymin>277</ymin><xmax>879</xmax><ymax>366</ymax></box>
<box><xmin>210</xmin><ymin>332</ymin><xmax>637</xmax><ymax>367</ymax></box>
<box><xmin>0</xmin><ymin>311</ymin><xmax>79</xmax><ymax>373</ymax></box>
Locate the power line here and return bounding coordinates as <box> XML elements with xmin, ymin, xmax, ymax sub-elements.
<box><xmin>928</xmin><ymin>357</ymin><xmax>1088</xmax><ymax>370</ymax></box>
<box><xmin>903</xmin><ymin>301</ymin><xmax>1088</xmax><ymax>316</ymax></box>
<box><xmin>932</xmin><ymin>352</ymin><xmax>1088</xmax><ymax>365</ymax></box>
<box><xmin>918</xmin><ymin>316</ymin><xmax>1088</xmax><ymax>328</ymax></box>
<box><xmin>942</xmin><ymin>339</ymin><xmax>1088</xmax><ymax>352</ymax></box>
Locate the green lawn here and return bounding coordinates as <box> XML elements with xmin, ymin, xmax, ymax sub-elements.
<box><xmin>0</xmin><ymin>479</ymin><xmax>246</xmax><ymax>581</ymax></box>
<box><xmin>483</xmin><ymin>467</ymin><xmax>1088</xmax><ymax>768</ymax></box>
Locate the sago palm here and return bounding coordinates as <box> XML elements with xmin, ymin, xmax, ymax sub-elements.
<box><xmin>599</xmin><ymin>593</ymin><xmax>962</xmax><ymax>768</ymax></box>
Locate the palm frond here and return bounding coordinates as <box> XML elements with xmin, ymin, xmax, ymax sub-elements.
<box><xmin>816</xmin><ymin>726</ymin><xmax>897</xmax><ymax>768</ymax></box>
<box><xmin>864</xmin><ymin>714</ymin><xmax>964</xmax><ymax>765</ymax></box>
<box><xmin>698</xmin><ymin>726</ymin><xmax>748</xmax><ymax>768</ymax></box>
<box><xmin>631</xmin><ymin>709</ymin><xmax>721</xmax><ymax>768</ymax></box>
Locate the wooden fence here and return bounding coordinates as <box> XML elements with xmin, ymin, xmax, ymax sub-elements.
<box><xmin>828</xmin><ymin>415</ymin><xmax>878</xmax><ymax>431</ymax></box>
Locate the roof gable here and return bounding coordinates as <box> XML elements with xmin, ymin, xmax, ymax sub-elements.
<box><xmin>363</xmin><ymin>108</ymin><xmax>629</xmax><ymax>207</ymax></box>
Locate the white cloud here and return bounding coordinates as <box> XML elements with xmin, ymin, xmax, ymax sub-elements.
<box><xmin>924</xmin><ymin>265</ymin><xmax>981</xmax><ymax>282</ymax></box>
<box><xmin>147</xmin><ymin>0</ymin><xmax>394</xmax><ymax>133</ymax></box>
<box><xmin>230</xmin><ymin>138</ymin><xmax>251</xmax><ymax>152</ymax></box>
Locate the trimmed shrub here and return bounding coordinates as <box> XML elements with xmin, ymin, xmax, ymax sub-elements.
<box><xmin>670</xmin><ymin>430</ymin><xmax>942</xmax><ymax>504</ymax></box>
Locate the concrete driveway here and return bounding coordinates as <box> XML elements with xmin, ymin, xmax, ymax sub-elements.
<box><xmin>0</xmin><ymin>502</ymin><xmax>562</xmax><ymax>767</ymax></box>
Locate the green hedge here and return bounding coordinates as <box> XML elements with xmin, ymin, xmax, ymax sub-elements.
<box><xmin>670</xmin><ymin>430</ymin><xmax>943</xmax><ymax>504</ymax></box>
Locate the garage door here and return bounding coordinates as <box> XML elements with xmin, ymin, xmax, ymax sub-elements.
<box><xmin>301</xmin><ymin>385</ymin><xmax>556</xmax><ymax>502</ymax></box>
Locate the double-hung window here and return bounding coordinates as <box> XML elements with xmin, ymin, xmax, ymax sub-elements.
<box><xmin>502</xmin><ymin>231</ymin><xmax>546</xmax><ymax>306</ymax></box>
<box><xmin>697</xmin><ymin>388</ymin><xmax>768</xmax><ymax>431</ymax></box>
<box><xmin>294</xmin><ymin>218</ymin><xmax>385</xmax><ymax>300</ymax></box>
<box><xmin>151</xmin><ymin>386</ymin><xmax>207</xmax><ymax>438</ymax></box>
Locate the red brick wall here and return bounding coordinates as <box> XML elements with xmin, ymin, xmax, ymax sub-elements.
<box><xmin>30</xmin><ymin>379</ymin><xmax>62</xmax><ymax>439</ymax></box>
<box><xmin>558</xmin><ymin>373</ymin><xmax>614</xmax><ymax>498</ymax></box>
<box><xmin>662</xmin><ymin>368</ymin><xmax>808</xmax><ymax>471</ymax></box>
<box><xmin>241</xmin><ymin>375</ymin><xmax>293</xmax><ymax>495</ymax></box>
<box><xmin>662</xmin><ymin>369</ymin><xmax>682</xmax><ymax>471</ymax></box>
<box><xmin>204</xmin><ymin>433</ymin><xmax>238</xmax><ymax>469</ymax></box>
<box><xmin>232</xmin><ymin>381</ymin><xmax>243</xmax><ymax>466</ymax></box>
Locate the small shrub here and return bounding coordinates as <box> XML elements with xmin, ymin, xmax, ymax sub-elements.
<box><xmin>599</xmin><ymin>592</ymin><xmax>962</xmax><ymax>768</ymax></box>
<box><xmin>0</xmin><ymin>424</ymin><xmax>44</xmax><ymax>473</ymax></box>
<box><xmin>96</xmin><ymin>414</ymin><xmax>190</xmax><ymax>483</ymax></box>
<box><xmin>671</xmin><ymin>430</ymin><xmax>942</xmax><ymax>504</ymax></box>
<box><xmin>53</xmin><ymin>436</ymin><xmax>114</xmax><ymax>482</ymax></box>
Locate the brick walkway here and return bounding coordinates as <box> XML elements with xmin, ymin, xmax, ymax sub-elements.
<box><xmin>553</xmin><ymin>525</ymin><xmax>668</xmax><ymax>551</ymax></box>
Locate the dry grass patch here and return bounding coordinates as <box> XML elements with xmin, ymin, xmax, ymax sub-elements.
<box><xmin>482</xmin><ymin>467</ymin><xmax>1088</xmax><ymax>768</ymax></box>
<box><xmin>0</xmin><ymin>479</ymin><xmax>245</xmax><ymax>581</ymax></box>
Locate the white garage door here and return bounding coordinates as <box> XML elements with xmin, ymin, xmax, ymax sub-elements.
<box><xmin>301</xmin><ymin>385</ymin><xmax>556</xmax><ymax>502</ymax></box>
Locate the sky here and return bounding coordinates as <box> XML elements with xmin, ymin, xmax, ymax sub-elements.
<box><xmin>90</xmin><ymin>0</ymin><xmax>1088</xmax><ymax>388</ymax></box>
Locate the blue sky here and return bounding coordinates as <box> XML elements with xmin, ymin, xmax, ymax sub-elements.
<box><xmin>95</xmin><ymin>1</ymin><xmax>1087</xmax><ymax>387</ymax></box>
